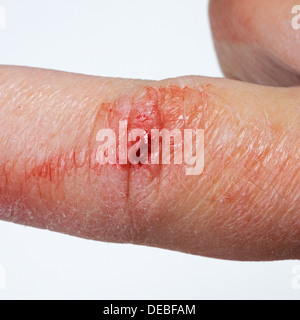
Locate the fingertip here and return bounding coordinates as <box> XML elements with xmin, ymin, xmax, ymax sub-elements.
<box><xmin>209</xmin><ymin>0</ymin><xmax>300</xmax><ymax>87</ymax></box>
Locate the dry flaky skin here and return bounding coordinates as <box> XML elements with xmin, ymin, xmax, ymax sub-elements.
<box><xmin>0</xmin><ymin>66</ymin><xmax>299</xmax><ymax>261</ymax></box>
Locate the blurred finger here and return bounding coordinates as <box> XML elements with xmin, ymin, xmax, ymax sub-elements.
<box><xmin>210</xmin><ymin>0</ymin><xmax>300</xmax><ymax>86</ymax></box>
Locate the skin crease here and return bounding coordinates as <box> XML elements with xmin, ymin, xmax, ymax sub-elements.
<box><xmin>0</xmin><ymin>66</ymin><xmax>299</xmax><ymax>261</ymax></box>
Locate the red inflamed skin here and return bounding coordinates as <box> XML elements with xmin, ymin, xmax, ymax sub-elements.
<box><xmin>0</xmin><ymin>66</ymin><xmax>299</xmax><ymax>261</ymax></box>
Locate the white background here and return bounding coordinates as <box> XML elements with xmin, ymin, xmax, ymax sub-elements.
<box><xmin>0</xmin><ymin>0</ymin><xmax>299</xmax><ymax>300</ymax></box>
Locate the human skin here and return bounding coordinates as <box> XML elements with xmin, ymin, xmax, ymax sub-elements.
<box><xmin>210</xmin><ymin>0</ymin><xmax>300</xmax><ymax>87</ymax></box>
<box><xmin>0</xmin><ymin>65</ymin><xmax>299</xmax><ymax>261</ymax></box>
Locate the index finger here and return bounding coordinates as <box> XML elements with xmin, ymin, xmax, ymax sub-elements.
<box><xmin>0</xmin><ymin>66</ymin><xmax>299</xmax><ymax>261</ymax></box>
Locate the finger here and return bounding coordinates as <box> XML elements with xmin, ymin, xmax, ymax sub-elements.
<box><xmin>0</xmin><ymin>66</ymin><xmax>299</xmax><ymax>261</ymax></box>
<box><xmin>210</xmin><ymin>0</ymin><xmax>300</xmax><ymax>87</ymax></box>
